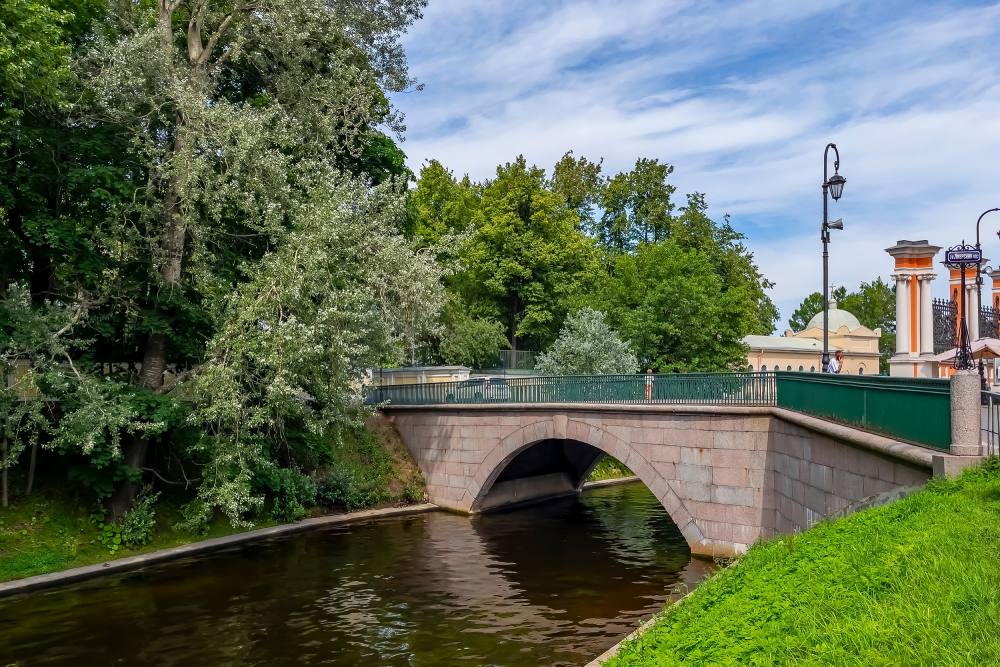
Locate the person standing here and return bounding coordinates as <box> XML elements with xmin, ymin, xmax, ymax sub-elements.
<box><xmin>828</xmin><ymin>350</ymin><xmax>844</xmax><ymax>374</ymax></box>
<box><xmin>644</xmin><ymin>368</ymin><xmax>654</xmax><ymax>400</ymax></box>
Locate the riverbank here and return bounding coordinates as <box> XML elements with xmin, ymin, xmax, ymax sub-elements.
<box><xmin>0</xmin><ymin>415</ymin><xmax>425</xmax><ymax>584</ymax></box>
<box><xmin>605</xmin><ymin>459</ymin><xmax>1000</xmax><ymax>665</ymax></box>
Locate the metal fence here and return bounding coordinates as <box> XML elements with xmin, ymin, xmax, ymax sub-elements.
<box><xmin>369</xmin><ymin>371</ymin><xmax>953</xmax><ymax>451</ymax></box>
<box><xmin>982</xmin><ymin>391</ymin><xmax>1000</xmax><ymax>456</ymax></box>
<box><xmin>775</xmin><ymin>372</ymin><xmax>951</xmax><ymax>450</ymax></box>
<box><xmin>367</xmin><ymin>372</ymin><xmax>777</xmax><ymax>406</ymax></box>
<box><xmin>933</xmin><ymin>298</ymin><xmax>957</xmax><ymax>354</ymax></box>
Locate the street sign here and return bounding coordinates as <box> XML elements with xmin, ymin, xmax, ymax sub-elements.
<box><xmin>946</xmin><ymin>248</ymin><xmax>982</xmax><ymax>265</ymax></box>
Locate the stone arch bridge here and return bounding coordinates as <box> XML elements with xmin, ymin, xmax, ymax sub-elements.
<box><xmin>377</xmin><ymin>373</ymin><xmax>970</xmax><ymax>557</ymax></box>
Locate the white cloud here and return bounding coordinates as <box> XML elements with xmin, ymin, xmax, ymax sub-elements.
<box><xmin>394</xmin><ymin>0</ymin><xmax>1000</xmax><ymax>329</ymax></box>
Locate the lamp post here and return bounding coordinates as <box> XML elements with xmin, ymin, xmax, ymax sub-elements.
<box><xmin>821</xmin><ymin>143</ymin><xmax>846</xmax><ymax>373</ymax></box>
<box><xmin>973</xmin><ymin>208</ymin><xmax>1000</xmax><ymax>382</ymax></box>
<box><xmin>977</xmin><ymin>208</ymin><xmax>1000</xmax><ymax>314</ymax></box>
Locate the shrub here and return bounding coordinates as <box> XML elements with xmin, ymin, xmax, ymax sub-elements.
<box><xmin>260</xmin><ymin>467</ymin><xmax>316</xmax><ymax>522</ymax></box>
<box><xmin>119</xmin><ymin>487</ymin><xmax>160</xmax><ymax>547</ymax></box>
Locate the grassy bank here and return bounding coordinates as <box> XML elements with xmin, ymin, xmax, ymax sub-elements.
<box><xmin>0</xmin><ymin>416</ymin><xmax>424</xmax><ymax>583</ymax></box>
<box><xmin>588</xmin><ymin>456</ymin><xmax>634</xmax><ymax>482</ymax></box>
<box><xmin>608</xmin><ymin>459</ymin><xmax>1000</xmax><ymax>665</ymax></box>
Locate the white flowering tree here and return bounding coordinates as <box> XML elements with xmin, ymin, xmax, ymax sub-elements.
<box><xmin>536</xmin><ymin>309</ymin><xmax>638</xmax><ymax>376</ymax></box>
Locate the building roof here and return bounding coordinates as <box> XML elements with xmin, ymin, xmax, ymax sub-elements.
<box><xmin>743</xmin><ymin>335</ymin><xmax>841</xmax><ymax>353</ymax></box>
<box><xmin>804</xmin><ymin>301</ymin><xmax>863</xmax><ymax>333</ymax></box>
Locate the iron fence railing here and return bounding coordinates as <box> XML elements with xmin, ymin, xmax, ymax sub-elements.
<box><xmin>981</xmin><ymin>305</ymin><xmax>999</xmax><ymax>340</ymax></box>
<box><xmin>367</xmin><ymin>372</ymin><xmax>777</xmax><ymax>406</ymax></box>
<box><xmin>933</xmin><ymin>298</ymin><xmax>957</xmax><ymax>354</ymax></box>
<box><xmin>982</xmin><ymin>391</ymin><xmax>1000</xmax><ymax>457</ymax></box>
<box><xmin>775</xmin><ymin>372</ymin><xmax>951</xmax><ymax>450</ymax></box>
<box><xmin>370</xmin><ymin>371</ymin><xmax>955</xmax><ymax>451</ymax></box>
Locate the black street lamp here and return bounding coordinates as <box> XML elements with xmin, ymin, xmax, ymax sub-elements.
<box><xmin>974</xmin><ymin>208</ymin><xmax>1000</xmax><ymax>382</ymax></box>
<box><xmin>821</xmin><ymin>143</ymin><xmax>846</xmax><ymax>373</ymax></box>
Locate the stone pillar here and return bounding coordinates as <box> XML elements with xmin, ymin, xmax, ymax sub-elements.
<box><xmin>919</xmin><ymin>275</ymin><xmax>935</xmax><ymax>355</ymax></box>
<box><xmin>895</xmin><ymin>275</ymin><xmax>910</xmax><ymax>355</ymax></box>
<box><xmin>887</xmin><ymin>241</ymin><xmax>942</xmax><ymax>378</ymax></box>
<box><xmin>950</xmin><ymin>370</ymin><xmax>983</xmax><ymax>456</ymax></box>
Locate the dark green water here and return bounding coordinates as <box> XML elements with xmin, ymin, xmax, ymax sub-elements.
<box><xmin>0</xmin><ymin>482</ymin><xmax>712</xmax><ymax>666</ymax></box>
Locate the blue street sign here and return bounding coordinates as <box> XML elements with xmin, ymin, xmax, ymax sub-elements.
<box><xmin>946</xmin><ymin>248</ymin><xmax>982</xmax><ymax>264</ymax></box>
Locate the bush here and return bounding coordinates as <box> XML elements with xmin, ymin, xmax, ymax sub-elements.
<box><xmin>251</xmin><ymin>465</ymin><xmax>317</xmax><ymax>523</ymax></box>
<box><xmin>315</xmin><ymin>467</ymin><xmax>389</xmax><ymax>510</ymax></box>
<box><xmin>119</xmin><ymin>487</ymin><xmax>160</xmax><ymax>547</ymax></box>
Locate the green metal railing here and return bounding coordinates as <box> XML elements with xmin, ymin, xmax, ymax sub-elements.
<box><xmin>368</xmin><ymin>372</ymin><xmax>776</xmax><ymax>406</ymax></box>
<box><xmin>774</xmin><ymin>372</ymin><xmax>951</xmax><ymax>450</ymax></box>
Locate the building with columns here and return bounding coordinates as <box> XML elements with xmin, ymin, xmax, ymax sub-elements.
<box><xmin>886</xmin><ymin>240</ymin><xmax>940</xmax><ymax>378</ymax></box>
<box><xmin>743</xmin><ymin>301</ymin><xmax>881</xmax><ymax>375</ymax></box>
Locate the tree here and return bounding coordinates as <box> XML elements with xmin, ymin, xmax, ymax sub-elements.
<box><xmin>550</xmin><ymin>151</ymin><xmax>604</xmax><ymax>229</ymax></box>
<box><xmin>73</xmin><ymin>0</ymin><xmax>429</xmax><ymax>515</ymax></box>
<box><xmin>599</xmin><ymin>196</ymin><xmax>776</xmax><ymax>371</ymax></box>
<box><xmin>455</xmin><ymin>156</ymin><xmax>601</xmax><ymax>351</ymax></box>
<box><xmin>0</xmin><ymin>0</ymin><xmax>433</xmax><ymax>521</ymax></box>
<box><xmin>404</xmin><ymin>159</ymin><xmax>478</xmax><ymax>245</ymax></box>
<box><xmin>596</xmin><ymin>158</ymin><xmax>675</xmax><ymax>256</ymax></box>
<box><xmin>536</xmin><ymin>308</ymin><xmax>637</xmax><ymax>375</ymax></box>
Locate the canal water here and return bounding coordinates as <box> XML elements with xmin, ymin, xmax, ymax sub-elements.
<box><xmin>0</xmin><ymin>482</ymin><xmax>713</xmax><ymax>666</ymax></box>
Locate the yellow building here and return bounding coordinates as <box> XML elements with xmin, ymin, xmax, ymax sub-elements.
<box><xmin>744</xmin><ymin>301</ymin><xmax>882</xmax><ymax>375</ymax></box>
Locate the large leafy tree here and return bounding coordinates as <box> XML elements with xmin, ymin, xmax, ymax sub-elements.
<box><xmin>455</xmin><ymin>156</ymin><xmax>601</xmax><ymax>351</ymax></box>
<box><xmin>536</xmin><ymin>308</ymin><xmax>637</xmax><ymax>375</ymax></box>
<box><xmin>600</xmin><ymin>196</ymin><xmax>777</xmax><ymax>371</ymax></box>
<box><xmin>1</xmin><ymin>0</ymin><xmax>436</xmax><ymax>521</ymax></box>
<box><xmin>596</xmin><ymin>158</ymin><xmax>675</xmax><ymax>256</ymax></box>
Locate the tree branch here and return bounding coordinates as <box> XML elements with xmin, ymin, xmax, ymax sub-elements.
<box><xmin>198</xmin><ymin>9</ymin><xmax>238</xmax><ymax>65</ymax></box>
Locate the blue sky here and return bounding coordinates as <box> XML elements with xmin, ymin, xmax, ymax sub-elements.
<box><xmin>392</xmin><ymin>0</ymin><xmax>1000</xmax><ymax>331</ymax></box>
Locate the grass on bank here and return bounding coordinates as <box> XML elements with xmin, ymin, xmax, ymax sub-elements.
<box><xmin>608</xmin><ymin>458</ymin><xmax>1000</xmax><ymax>666</ymax></box>
<box><xmin>0</xmin><ymin>415</ymin><xmax>424</xmax><ymax>583</ymax></box>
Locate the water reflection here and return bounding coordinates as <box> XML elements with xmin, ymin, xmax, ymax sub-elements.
<box><xmin>0</xmin><ymin>482</ymin><xmax>713</xmax><ymax>666</ymax></box>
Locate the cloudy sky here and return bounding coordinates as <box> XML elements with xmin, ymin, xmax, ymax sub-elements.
<box><xmin>391</xmin><ymin>0</ymin><xmax>1000</xmax><ymax>330</ymax></box>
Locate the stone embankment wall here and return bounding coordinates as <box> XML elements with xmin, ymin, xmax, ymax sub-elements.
<box><xmin>386</xmin><ymin>405</ymin><xmax>935</xmax><ymax>557</ymax></box>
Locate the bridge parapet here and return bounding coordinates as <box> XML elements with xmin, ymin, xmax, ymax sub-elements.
<box><xmin>371</xmin><ymin>371</ymin><xmax>953</xmax><ymax>451</ymax></box>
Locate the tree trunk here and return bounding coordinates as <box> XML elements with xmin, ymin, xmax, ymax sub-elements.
<box><xmin>509</xmin><ymin>293</ymin><xmax>519</xmax><ymax>351</ymax></box>
<box><xmin>110</xmin><ymin>333</ymin><xmax>168</xmax><ymax>518</ymax></box>
<box><xmin>25</xmin><ymin>441</ymin><xmax>37</xmax><ymax>496</ymax></box>
<box><xmin>2</xmin><ymin>434</ymin><xmax>8</xmax><ymax>508</ymax></box>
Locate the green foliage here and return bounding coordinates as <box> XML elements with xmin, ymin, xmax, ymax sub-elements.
<box><xmin>118</xmin><ymin>487</ymin><xmax>160</xmax><ymax>547</ymax></box>
<box><xmin>314</xmin><ymin>427</ymin><xmax>394</xmax><ymax>510</ymax></box>
<box><xmin>597</xmin><ymin>158</ymin><xmax>675</xmax><ymax>254</ymax></box>
<box><xmin>255</xmin><ymin>466</ymin><xmax>316</xmax><ymax>523</ymax></box>
<box><xmin>405</xmin><ymin>159</ymin><xmax>479</xmax><ymax>245</ymax></box>
<box><xmin>454</xmin><ymin>156</ymin><xmax>602</xmax><ymax>350</ymax></box>
<box><xmin>537</xmin><ymin>308</ymin><xmax>638</xmax><ymax>375</ymax></box>
<box><xmin>608</xmin><ymin>459</ymin><xmax>1000</xmax><ymax>666</ymax></box>
<box><xmin>437</xmin><ymin>302</ymin><xmax>510</xmax><ymax>369</ymax></box>
<box><xmin>600</xmin><ymin>200</ymin><xmax>777</xmax><ymax>372</ymax></box>
<box><xmin>587</xmin><ymin>457</ymin><xmax>633</xmax><ymax>482</ymax></box>
<box><xmin>90</xmin><ymin>487</ymin><xmax>160</xmax><ymax>553</ymax></box>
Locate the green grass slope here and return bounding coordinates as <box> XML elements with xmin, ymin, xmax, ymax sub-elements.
<box><xmin>609</xmin><ymin>459</ymin><xmax>1000</xmax><ymax>666</ymax></box>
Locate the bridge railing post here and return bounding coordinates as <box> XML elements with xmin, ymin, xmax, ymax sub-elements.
<box><xmin>949</xmin><ymin>369</ymin><xmax>983</xmax><ymax>457</ymax></box>
<box><xmin>935</xmin><ymin>369</ymin><xmax>987</xmax><ymax>477</ymax></box>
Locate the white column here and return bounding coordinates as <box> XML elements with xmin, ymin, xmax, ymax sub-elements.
<box><xmin>895</xmin><ymin>274</ymin><xmax>910</xmax><ymax>355</ymax></box>
<box><xmin>919</xmin><ymin>275</ymin><xmax>935</xmax><ymax>355</ymax></box>
<box><xmin>969</xmin><ymin>284</ymin><xmax>980</xmax><ymax>341</ymax></box>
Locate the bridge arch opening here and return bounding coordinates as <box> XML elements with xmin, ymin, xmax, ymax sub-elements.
<box><xmin>466</xmin><ymin>417</ymin><xmax>701</xmax><ymax>553</ymax></box>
